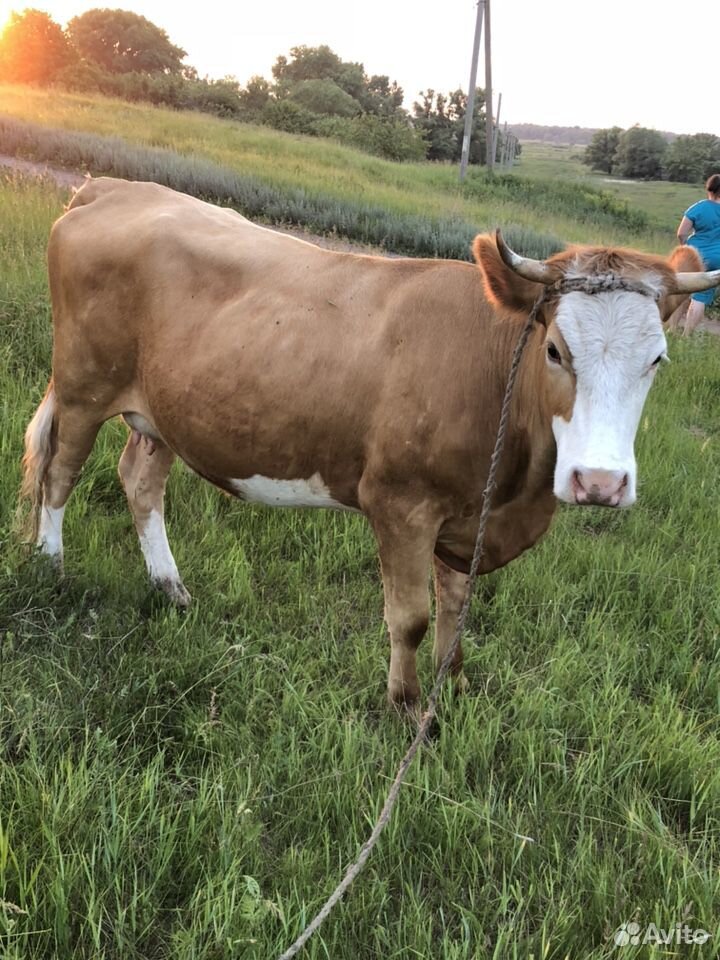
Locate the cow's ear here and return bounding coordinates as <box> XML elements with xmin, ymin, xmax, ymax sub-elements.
<box><xmin>472</xmin><ymin>234</ymin><xmax>544</xmax><ymax>318</ymax></box>
<box><xmin>659</xmin><ymin>244</ymin><xmax>703</xmax><ymax>323</ymax></box>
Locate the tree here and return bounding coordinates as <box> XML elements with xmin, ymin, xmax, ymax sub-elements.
<box><xmin>0</xmin><ymin>9</ymin><xmax>74</xmax><ymax>84</ymax></box>
<box><xmin>583</xmin><ymin>127</ymin><xmax>622</xmax><ymax>174</ymax></box>
<box><xmin>664</xmin><ymin>133</ymin><xmax>720</xmax><ymax>183</ymax></box>
<box><xmin>270</xmin><ymin>44</ymin><xmax>406</xmax><ymax>120</ymax></box>
<box><xmin>239</xmin><ymin>75</ymin><xmax>272</xmax><ymax>113</ymax></box>
<box><xmin>612</xmin><ymin>126</ymin><xmax>666</xmax><ymax>179</ymax></box>
<box><xmin>412</xmin><ymin>89</ymin><xmax>455</xmax><ymax>161</ymax></box>
<box><xmin>67</xmin><ymin>8</ymin><xmax>187</xmax><ymax>74</ymax></box>
<box><xmin>333</xmin><ymin>61</ymin><xmax>366</xmax><ymax>101</ymax></box>
<box><xmin>412</xmin><ymin>88</ymin><xmax>487</xmax><ymax>163</ymax></box>
<box><xmin>362</xmin><ymin>75</ymin><xmax>404</xmax><ymax>117</ymax></box>
<box><xmin>271</xmin><ymin>44</ymin><xmax>342</xmax><ymax>93</ymax></box>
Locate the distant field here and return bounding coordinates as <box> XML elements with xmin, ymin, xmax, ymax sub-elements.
<box><xmin>517</xmin><ymin>142</ymin><xmax>704</xmax><ymax>236</ymax></box>
<box><xmin>0</xmin><ymin>84</ymin><xmax>679</xmax><ymax>253</ymax></box>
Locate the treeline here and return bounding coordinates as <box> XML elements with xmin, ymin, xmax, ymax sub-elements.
<box><xmin>584</xmin><ymin>126</ymin><xmax>720</xmax><ymax>183</ymax></box>
<box><xmin>0</xmin><ymin>8</ymin><xmax>518</xmax><ymax>165</ymax></box>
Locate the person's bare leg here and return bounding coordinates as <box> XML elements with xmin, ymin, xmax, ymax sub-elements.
<box><xmin>666</xmin><ymin>299</ymin><xmax>689</xmax><ymax>333</ymax></box>
<box><xmin>683</xmin><ymin>299</ymin><xmax>705</xmax><ymax>336</ymax></box>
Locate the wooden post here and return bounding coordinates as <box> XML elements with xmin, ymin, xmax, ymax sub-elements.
<box><xmin>484</xmin><ymin>0</ymin><xmax>493</xmax><ymax>171</ymax></box>
<box><xmin>459</xmin><ymin>0</ymin><xmax>484</xmax><ymax>181</ymax></box>
<box><xmin>492</xmin><ymin>91</ymin><xmax>502</xmax><ymax>165</ymax></box>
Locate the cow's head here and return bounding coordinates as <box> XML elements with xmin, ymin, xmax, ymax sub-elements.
<box><xmin>474</xmin><ymin>232</ymin><xmax>720</xmax><ymax>507</ymax></box>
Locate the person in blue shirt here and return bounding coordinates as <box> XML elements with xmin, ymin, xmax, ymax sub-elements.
<box><xmin>676</xmin><ymin>173</ymin><xmax>720</xmax><ymax>335</ymax></box>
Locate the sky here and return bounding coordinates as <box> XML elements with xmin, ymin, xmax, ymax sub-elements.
<box><xmin>2</xmin><ymin>0</ymin><xmax>718</xmax><ymax>136</ymax></box>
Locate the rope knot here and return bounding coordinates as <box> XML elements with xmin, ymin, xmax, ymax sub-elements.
<box><xmin>547</xmin><ymin>274</ymin><xmax>661</xmax><ymax>301</ymax></box>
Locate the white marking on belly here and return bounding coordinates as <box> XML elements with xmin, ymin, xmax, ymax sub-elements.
<box><xmin>38</xmin><ymin>504</ymin><xmax>65</xmax><ymax>559</ymax></box>
<box><xmin>139</xmin><ymin>509</ymin><xmax>182</xmax><ymax>582</ymax></box>
<box><xmin>229</xmin><ymin>472</ymin><xmax>355</xmax><ymax>511</ymax></box>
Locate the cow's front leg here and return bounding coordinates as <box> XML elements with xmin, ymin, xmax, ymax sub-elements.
<box><xmin>368</xmin><ymin>506</ymin><xmax>440</xmax><ymax>710</ymax></box>
<box><xmin>433</xmin><ymin>555</ymin><xmax>470</xmax><ymax>694</ymax></box>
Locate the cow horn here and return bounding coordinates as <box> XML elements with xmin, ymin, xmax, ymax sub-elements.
<box><xmin>669</xmin><ymin>269</ymin><xmax>720</xmax><ymax>294</ymax></box>
<box><xmin>495</xmin><ymin>229</ymin><xmax>556</xmax><ymax>285</ymax></box>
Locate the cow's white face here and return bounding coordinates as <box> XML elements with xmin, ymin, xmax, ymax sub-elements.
<box><xmin>548</xmin><ymin>288</ymin><xmax>667</xmax><ymax>507</ymax></box>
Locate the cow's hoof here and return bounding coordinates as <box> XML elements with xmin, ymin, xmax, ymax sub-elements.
<box><xmin>391</xmin><ymin>699</ymin><xmax>422</xmax><ymax>727</ymax></box>
<box><xmin>387</xmin><ymin>682</ymin><xmax>421</xmax><ymax>720</ymax></box>
<box><xmin>454</xmin><ymin>671</ymin><xmax>470</xmax><ymax>696</ymax></box>
<box><xmin>155</xmin><ymin>578</ymin><xmax>191</xmax><ymax>608</ymax></box>
<box><xmin>37</xmin><ymin>543</ymin><xmax>63</xmax><ymax>572</ymax></box>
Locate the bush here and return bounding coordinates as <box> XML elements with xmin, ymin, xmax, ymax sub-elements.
<box><xmin>462</xmin><ymin>170</ymin><xmax>650</xmax><ymax>234</ymax></box>
<box><xmin>288</xmin><ymin>78</ymin><xmax>360</xmax><ymax>118</ymax></box>
<box><xmin>312</xmin><ymin>115</ymin><xmax>426</xmax><ymax>162</ymax></box>
<box><xmin>260</xmin><ymin>99</ymin><xmax>318</xmax><ymax>136</ymax></box>
<box><xmin>56</xmin><ymin>64</ymin><xmax>246</xmax><ymax>117</ymax></box>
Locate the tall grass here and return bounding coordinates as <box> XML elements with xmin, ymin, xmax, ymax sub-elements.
<box><xmin>2</xmin><ymin>173</ymin><xmax>720</xmax><ymax>958</ymax></box>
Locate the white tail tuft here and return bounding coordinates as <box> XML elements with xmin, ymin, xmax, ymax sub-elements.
<box><xmin>18</xmin><ymin>382</ymin><xmax>57</xmax><ymax>542</ymax></box>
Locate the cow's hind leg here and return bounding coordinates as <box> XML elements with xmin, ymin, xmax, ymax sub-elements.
<box><xmin>118</xmin><ymin>432</ymin><xmax>190</xmax><ymax>607</ymax></box>
<box><xmin>433</xmin><ymin>556</ymin><xmax>470</xmax><ymax>694</ymax></box>
<box><xmin>22</xmin><ymin>386</ymin><xmax>102</xmax><ymax>567</ymax></box>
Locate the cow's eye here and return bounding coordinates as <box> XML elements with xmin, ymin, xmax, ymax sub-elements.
<box><xmin>651</xmin><ymin>353</ymin><xmax>665</xmax><ymax>367</ymax></box>
<box><xmin>546</xmin><ymin>341</ymin><xmax>562</xmax><ymax>365</ymax></box>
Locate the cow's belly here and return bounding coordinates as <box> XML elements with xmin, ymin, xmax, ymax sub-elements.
<box><xmin>228</xmin><ymin>473</ymin><xmax>360</xmax><ymax>512</ymax></box>
<box><xmin>119</xmin><ymin>400</ymin><xmax>365</xmax><ymax>512</ymax></box>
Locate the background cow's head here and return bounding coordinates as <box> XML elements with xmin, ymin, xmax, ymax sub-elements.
<box><xmin>474</xmin><ymin>232</ymin><xmax>720</xmax><ymax>507</ymax></box>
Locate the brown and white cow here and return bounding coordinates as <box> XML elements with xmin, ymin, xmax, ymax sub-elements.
<box><xmin>20</xmin><ymin>178</ymin><xmax>720</xmax><ymax>707</ymax></box>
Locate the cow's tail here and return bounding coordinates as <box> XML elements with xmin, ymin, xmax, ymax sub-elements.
<box><xmin>18</xmin><ymin>381</ymin><xmax>57</xmax><ymax>542</ymax></box>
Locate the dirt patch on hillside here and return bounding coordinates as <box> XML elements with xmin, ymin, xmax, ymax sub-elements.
<box><xmin>0</xmin><ymin>153</ymin><xmax>85</xmax><ymax>188</ymax></box>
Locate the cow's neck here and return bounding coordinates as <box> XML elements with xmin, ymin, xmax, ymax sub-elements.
<box><xmin>490</xmin><ymin>320</ymin><xmax>557</xmax><ymax>505</ymax></box>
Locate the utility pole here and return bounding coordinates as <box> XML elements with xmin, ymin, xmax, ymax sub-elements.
<box><xmin>484</xmin><ymin>0</ymin><xmax>494</xmax><ymax>171</ymax></box>
<box><xmin>459</xmin><ymin>0</ymin><xmax>484</xmax><ymax>181</ymax></box>
<box><xmin>492</xmin><ymin>91</ymin><xmax>502</xmax><ymax>166</ymax></box>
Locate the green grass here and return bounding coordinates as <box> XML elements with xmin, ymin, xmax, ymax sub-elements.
<box><xmin>0</xmin><ymin>84</ymin><xmax>680</xmax><ymax>253</ymax></box>
<box><xmin>3</xmin><ymin>166</ymin><xmax>720</xmax><ymax>957</ymax></box>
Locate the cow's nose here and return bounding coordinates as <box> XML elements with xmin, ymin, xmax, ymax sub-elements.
<box><xmin>571</xmin><ymin>469</ymin><xmax>629</xmax><ymax>507</ymax></box>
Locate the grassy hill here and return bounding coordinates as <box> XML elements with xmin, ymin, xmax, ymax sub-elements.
<box><xmin>0</xmin><ymin>84</ymin><xmax>681</xmax><ymax>255</ymax></box>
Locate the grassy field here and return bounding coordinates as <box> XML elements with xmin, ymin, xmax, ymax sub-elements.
<box><xmin>0</xmin><ymin>84</ymin><xmax>682</xmax><ymax>254</ymax></box>
<box><xmin>2</xmin><ymin>107</ymin><xmax>720</xmax><ymax>958</ymax></box>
